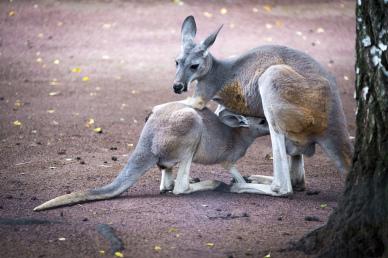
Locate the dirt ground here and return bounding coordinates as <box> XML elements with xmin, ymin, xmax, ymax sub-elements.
<box><xmin>0</xmin><ymin>1</ymin><xmax>356</xmax><ymax>257</ymax></box>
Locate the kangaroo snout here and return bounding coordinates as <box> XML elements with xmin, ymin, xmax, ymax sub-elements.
<box><xmin>173</xmin><ymin>82</ymin><xmax>187</xmax><ymax>94</ymax></box>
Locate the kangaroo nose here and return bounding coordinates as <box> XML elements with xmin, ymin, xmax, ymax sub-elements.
<box><xmin>173</xmin><ymin>83</ymin><xmax>184</xmax><ymax>94</ymax></box>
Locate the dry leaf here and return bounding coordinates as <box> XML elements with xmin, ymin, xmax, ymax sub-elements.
<box><xmin>58</xmin><ymin>237</ymin><xmax>66</xmax><ymax>241</ymax></box>
<box><xmin>220</xmin><ymin>8</ymin><xmax>227</xmax><ymax>15</ymax></box>
<box><xmin>71</xmin><ymin>67</ymin><xmax>82</xmax><ymax>73</ymax></box>
<box><xmin>316</xmin><ymin>27</ymin><xmax>325</xmax><ymax>33</ymax></box>
<box><xmin>85</xmin><ymin>118</ymin><xmax>95</xmax><ymax>128</ymax></box>
<box><xmin>114</xmin><ymin>251</ymin><xmax>124</xmax><ymax>257</ymax></box>
<box><xmin>82</xmin><ymin>76</ymin><xmax>90</xmax><ymax>82</ymax></box>
<box><xmin>53</xmin><ymin>59</ymin><xmax>60</xmax><ymax>65</ymax></box>
<box><xmin>203</xmin><ymin>12</ymin><xmax>213</xmax><ymax>18</ymax></box>
<box><xmin>36</xmin><ymin>57</ymin><xmax>43</xmax><ymax>63</ymax></box>
<box><xmin>206</xmin><ymin>243</ymin><xmax>215</xmax><ymax>248</ymax></box>
<box><xmin>13</xmin><ymin>120</ymin><xmax>22</xmax><ymax>126</ymax></box>
<box><xmin>320</xmin><ymin>204</ymin><xmax>328</xmax><ymax>208</ymax></box>
<box><xmin>99</xmin><ymin>250</ymin><xmax>105</xmax><ymax>254</ymax></box>
<box><xmin>275</xmin><ymin>20</ymin><xmax>284</xmax><ymax>27</ymax></box>
<box><xmin>93</xmin><ymin>127</ymin><xmax>103</xmax><ymax>133</ymax></box>
<box><xmin>263</xmin><ymin>4</ymin><xmax>272</xmax><ymax>12</ymax></box>
<box><xmin>264</xmin><ymin>253</ymin><xmax>271</xmax><ymax>258</ymax></box>
<box><xmin>47</xmin><ymin>109</ymin><xmax>55</xmax><ymax>113</ymax></box>
<box><xmin>49</xmin><ymin>91</ymin><xmax>60</xmax><ymax>96</ymax></box>
<box><xmin>154</xmin><ymin>245</ymin><xmax>162</xmax><ymax>252</ymax></box>
<box><xmin>168</xmin><ymin>227</ymin><xmax>178</xmax><ymax>233</ymax></box>
<box><xmin>8</xmin><ymin>10</ymin><xmax>16</xmax><ymax>17</ymax></box>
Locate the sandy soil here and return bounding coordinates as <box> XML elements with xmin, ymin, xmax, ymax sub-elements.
<box><xmin>0</xmin><ymin>0</ymin><xmax>355</xmax><ymax>257</ymax></box>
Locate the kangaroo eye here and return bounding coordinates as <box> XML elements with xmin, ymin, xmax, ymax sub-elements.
<box><xmin>190</xmin><ymin>64</ymin><xmax>199</xmax><ymax>70</ymax></box>
<box><xmin>175</xmin><ymin>60</ymin><xmax>179</xmax><ymax>67</ymax></box>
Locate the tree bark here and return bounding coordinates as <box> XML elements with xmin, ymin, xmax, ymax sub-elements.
<box><xmin>294</xmin><ymin>1</ymin><xmax>388</xmax><ymax>257</ymax></box>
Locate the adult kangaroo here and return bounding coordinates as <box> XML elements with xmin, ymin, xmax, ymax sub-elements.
<box><xmin>172</xmin><ymin>16</ymin><xmax>353</xmax><ymax>196</ymax></box>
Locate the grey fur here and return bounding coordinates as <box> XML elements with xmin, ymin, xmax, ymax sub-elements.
<box><xmin>173</xmin><ymin>16</ymin><xmax>353</xmax><ymax>195</ymax></box>
<box><xmin>33</xmin><ymin>102</ymin><xmax>268</xmax><ymax>211</ymax></box>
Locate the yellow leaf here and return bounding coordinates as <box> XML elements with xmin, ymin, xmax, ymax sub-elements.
<box><xmin>13</xmin><ymin>120</ymin><xmax>22</xmax><ymax>126</ymax></box>
<box><xmin>71</xmin><ymin>67</ymin><xmax>82</xmax><ymax>73</ymax></box>
<box><xmin>86</xmin><ymin>118</ymin><xmax>94</xmax><ymax>128</ymax></box>
<box><xmin>8</xmin><ymin>10</ymin><xmax>16</xmax><ymax>16</ymax></box>
<box><xmin>320</xmin><ymin>204</ymin><xmax>328</xmax><ymax>208</ymax></box>
<box><xmin>93</xmin><ymin>127</ymin><xmax>103</xmax><ymax>133</ymax></box>
<box><xmin>220</xmin><ymin>8</ymin><xmax>227</xmax><ymax>15</ymax></box>
<box><xmin>263</xmin><ymin>4</ymin><xmax>272</xmax><ymax>12</ymax></box>
<box><xmin>99</xmin><ymin>250</ymin><xmax>105</xmax><ymax>255</ymax></box>
<box><xmin>82</xmin><ymin>76</ymin><xmax>90</xmax><ymax>82</ymax></box>
<box><xmin>53</xmin><ymin>59</ymin><xmax>60</xmax><ymax>65</ymax></box>
<box><xmin>47</xmin><ymin>109</ymin><xmax>55</xmax><ymax>113</ymax></box>
<box><xmin>154</xmin><ymin>245</ymin><xmax>162</xmax><ymax>251</ymax></box>
<box><xmin>275</xmin><ymin>20</ymin><xmax>284</xmax><ymax>27</ymax></box>
<box><xmin>114</xmin><ymin>251</ymin><xmax>124</xmax><ymax>257</ymax></box>
<box><xmin>206</xmin><ymin>243</ymin><xmax>214</xmax><ymax>248</ymax></box>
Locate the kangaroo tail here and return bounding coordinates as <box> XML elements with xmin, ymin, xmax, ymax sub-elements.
<box><xmin>34</xmin><ymin>153</ymin><xmax>157</xmax><ymax>211</ymax></box>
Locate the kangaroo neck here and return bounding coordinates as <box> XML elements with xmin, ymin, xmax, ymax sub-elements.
<box><xmin>194</xmin><ymin>55</ymin><xmax>233</xmax><ymax>103</ymax></box>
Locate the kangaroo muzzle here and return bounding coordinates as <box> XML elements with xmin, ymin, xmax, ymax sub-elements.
<box><xmin>173</xmin><ymin>82</ymin><xmax>187</xmax><ymax>94</ymax></box>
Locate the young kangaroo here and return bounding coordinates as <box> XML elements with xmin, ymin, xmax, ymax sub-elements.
<box><xmin>172</xmin><ymin>16</ymin><xmax>353</xmax><ymax>196</ymax></box>
<box><xmin>33</xmin><ymin>102</ymin><xmax>269</xmax><ymax>211</ymax></box>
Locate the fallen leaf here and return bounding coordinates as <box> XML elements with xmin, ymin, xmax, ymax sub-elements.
<box><xmin>8</xmin><ymin>10</ymin><xmax>16</xmax><ymax>17</ymax></box>
<box><xmin>14</xmin><ymin>99</ymin><xmax>23</xmax><ymax>108</ymax></box>
<box><xmin>99</xmin><ymin>250</ymin><xmax>105</xmax><ymax>255</ymax></box>
<box><xmin>127</xmin><ymin>143</ymin><xmax>134</xmax><ymax>148</ymax></box>
<box><xmin>93</xmin><ymin>127</ymin><xmax>103</xmax><ymax>133</ymax></box>
<box><xmin>206</xmin><ymin>243</ymin><xmax>215</xmax><ymax>248</ymax></box>
<box><xmin>220</xmin><ymin>8</ymin><xmax>227</xmax><ymax>15</ymax></box>
<box><xmin>71</xmin><ymin>67</ymin><xmax>82</xmax><ymax>73</ymax></box>
<box><xmin>58</xmin><ymin>237</ymin><xmax>66</xmax><ymax>241</ymax></box>
<box><xmin>85</xmin><ymin>118</ymin><xmax>95</xmax><ymax>128</ymax></box>
<box><xmin>49</xmin><ymin>91</ymin><xmax>60</xmax><ymax>96</ymax></box>
<box><xmin>36</xmin><ymin>57</ymin><xmax>43</xmax><ymax>63</ymax></box>
<box><xmin>168</xmin><ymin>227</ymin><xmax>178</xmax><ymax>233</ymax></box>
<box><xmin>52</xmin><ymin>120</ymin><xmax>59</xmax><ymax>125</ymax></box>
<box><xmin>154</xmin><ymin>245</ymin><xmax>162</xmax><ymax>252</ymax></box>
<box><xmin>47</xmin><ymin>109</ymin><xmax>55</xmax><ymax>113</ymax></box>
<box><xmin>320</xmin><ymin>204</ymin><xmax>328</xmax><ymax>208</ymax></box>
<box><xmin>264</xmin><ymin>252</ymin><xmax>271</xmax><ymax>258</ymax></box>
<box><xmin>263</xmin><ymin>4</ymin><xmax>272</xmax><ymax>12</ymax></box>
<box><xmin>275</xmin><ymin>20</ymin><xmax>284</xmax><ymax>27</ymax></box>
<box><xmin>203</xmin><ymin>12</ymin><xmax>213</xmax><ymax>18</ymax></box>
<box><xmin>82</xmin><ymin>76</ymin><xmax>90</xmax><ymax>82</ymax></box>
<box><xmin>53</xmin><ymin>59</ymin><xmax>60</xmax><ymax>65</ymax></box>
<box><xmin>316</xmin><ymin>27</ymin><xmax>325</xmax><ymax>33</ymax></box>
<box><xmin>13</xmin><ymin>120</ymin><xmax>22</xmax><ymax>126</ymax></box>
<box><xmin>114</xmin><ymin>251</ymin><xmax>124</xmax><ymax>257</ymax></box>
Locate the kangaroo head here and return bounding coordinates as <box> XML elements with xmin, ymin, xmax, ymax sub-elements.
<box><xmin>218</xmin><ymin>108</ymin><xmax>269</xmax><ymax>138</ymax></box>
<box><xmin>173</xmin><ymin>16</ymin><xmax>222</xmax><ymax>94</ymax></box>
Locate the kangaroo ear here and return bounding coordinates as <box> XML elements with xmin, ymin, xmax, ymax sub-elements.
<box><xmin>200</xmin><ymin>24</ymin><xmax>223</xmax><ymax>50</ymax></box>
<box><xmin>218</xmin><ymin>110</ymin><xmax>249</xmax><ymax>128</ymax></box>
<box><xmin>181</xmin><ymin>15</ymin><xmax>197</xmax><ymax>45</ymax></box>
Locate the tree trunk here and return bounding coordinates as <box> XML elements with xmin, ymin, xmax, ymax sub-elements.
<box><xmin>294</xmin><ymin>1</ymin><xmax>388</xmax><ymax>257</ymax></box>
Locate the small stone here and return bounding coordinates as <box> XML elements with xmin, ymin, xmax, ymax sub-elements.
<box><xmin>5</xmin><ymin>194</ymin><xmax>13</xmax><ymax>199</ymax></box>
<box><xmin>110</xmin><ymin>147</ymin><xmax>117</xmax><ymax>150</ymax></box>
<box><xmin>111</xmin><ymin>156</ymin><xmax>118</xmax><ymax>161</ymax></box>
<box><xmin>60</xmin><ymin>212</ymin><xmax>64</xmax><ymax>217</ymax></box>
<box><xmin>82</xmin><ymin>218</ymin><xmax>88</xmax><ymax>222</ymax></box>
<box><xmin>66</xmin><ymin>190</ymin><xmax>71</xmax><ymax>194</ymax></box>
<box><xmin>57</xmin><ymin>150</ymin><xmax>66</xmax><ymax>155</ymax></box>
<box><xmin>306</xmin><ymin>190</ymin><xmax>320</xmax><ymax>195</ymax></box>
<box><xmin>104</xmin><ymin>161</ymin><xmax>108</xmax><ymax>164</ymax></box>
<box><xmin>80</xmin><ymin>161</ymin><xmax>85</xmax><ymax>165</ymax></box>
<box><xmin>277</xmin><ymin>216</ymin><xmax>283</xmax><ymax>221</ymax></box>
<box><xmin>216</xmin><ymin>208</ymin><xmax>222</xmax><ymax>212</ymax></box>
<box><xmin>305</xmin><ymin>216</ymin><xmax>320</xmax><ymax>222</ymax></box>
<box><xmin>236</xmin><ymin>236</ymin><xmax>243</xmax><ymax>240</ymax></box>
<box><xmin>31</xmin><ymin>196</ymin><xmax>37</xmax><ymax>200</ymax></box>
<box><xmin>76</xmin><ymin>157</ymin><xmax>81</xmax><ymax>160</ymax></box>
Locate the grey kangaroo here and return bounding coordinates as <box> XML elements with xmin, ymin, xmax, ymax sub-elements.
<box><xmin>172</xmin><ymin>16</ymin><xmax>353</xmax><ymax>196</ymax></box>
<box><xmin>34</xmin><ymin>101</ymin><xmax>269</xmax><ymax>211</ymax></box>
